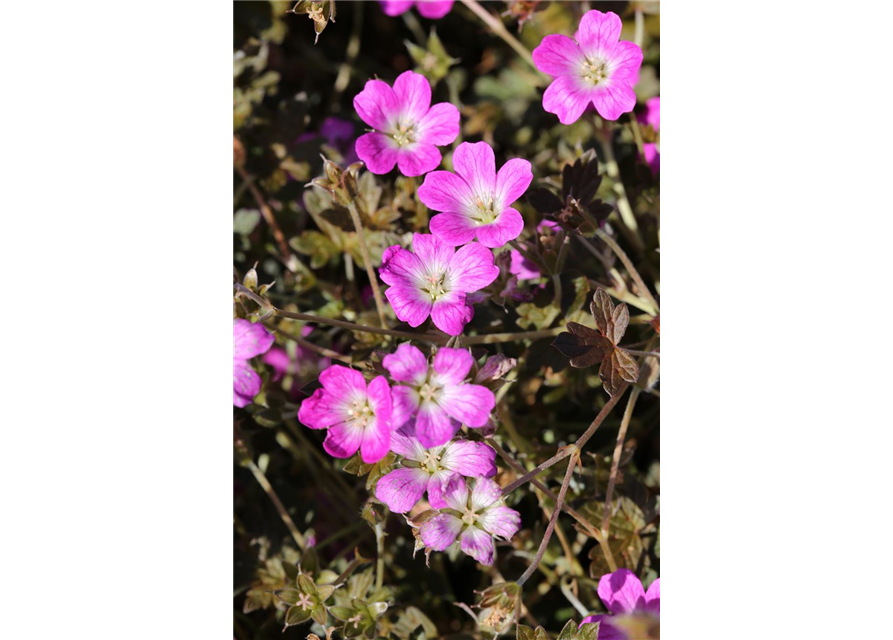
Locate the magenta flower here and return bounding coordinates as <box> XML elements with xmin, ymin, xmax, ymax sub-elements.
<box><xmin>297</xmin><ymin>365</ymin><xmax>394</xmax><ymax>463</ymax></box>
<box><xmin>381</xmin><ymin>344</ymin><xmax>496</xmax><ymax>446</ymax></box>
<box><xmin>353</xmin><ymin>70</ymin><xmax>459</xmax><ymax>176</ymax></box>
<box><xmin>375</xmin><ymin>426</ymin><xmax>496</xmax><ymax>513</ymax></box>
<box><xmin>379</xmin><ymin>0</ymin><xmax>453</xmax><ymax>19</ymax></box>
<box><xmin>418</xmin><ymin>141</ymin><xmax>533</xmax><ymax>248</ymax></box>
<box><xmin>419</xmin><ymin>476</ymin><xmax>521</xmax><ymax>565</ymax></box>
<box><xmin>379</xmin><ymin>233</ymin><xmax>499</xmax><ymax>336</ymax></box>
<box><xmin>532</xmin><ymin>10</ymin><xmax>643</xmax><ymax>123</ymax></box>
<box><xmin>581</xmin><ymin>569</ymin><xmax>660</xmax><ymax>640</ymax></box>
<box><xmin>641</xmin><ymin>97</ymin><xmax>659</xmax><ymax>174</ymax></box>
<box><xmin>233</xmin><ymin>318</ymin><xmax>275</xmax><ymax>408</ymax></box>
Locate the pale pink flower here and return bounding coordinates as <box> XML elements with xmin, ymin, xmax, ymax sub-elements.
<box><xmin>379</xmin><ymin>233</ymin><xmax>499</xmax><ymax>336</ymax></box>
<box><xmin>379</xmin><ymin>0</ymin><xmax>453</xmax><ymax>19</ymax></box>
<box><xmin>641</xmin><ymin>97</ymin><xmax>659</xmax><ymax>174</ymax></box>
<box><xmin>581</xmin><ymin>569</ymin><xmax>660</xmax><ymax>640</ymax></box>
<box><xmin>375</xmin><ymin>425</ymin><xmax>496</xmax><ymax>513</ymax></box>
<box><xmin>418</xmin><ymin>141</ymin><xmax>533</xmax><ymax>248</ymax></box>
<box><xmin>297</xmin><ymin>365</ymin><xmax>393</xmax><ymax>463</ymax></box>
<box><xmin>419</xmin><ymin>476</ymin><xmax>521</xmax><ymax>565</ymax></box>
<box><xmin>233</xmin><ymin>319</ymin><xmax>275</xmax><ymax>408</ymax></box>
<box><xmin>382</xmin><ymin>344</ymin><xmax>496</xmax><ymax>446</ymax></box>
<box><xmin>353</xmin><ymin>70</ymin><xmax>459</xmax><ymax>176</ymax></box>
<box><xmin>532</xmin><ymin>10</ymin><xmax>643</xmax><ymax>124</ymax></box>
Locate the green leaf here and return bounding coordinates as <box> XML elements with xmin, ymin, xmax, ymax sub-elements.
<box><xmin>517</xmin><ymin>624</ymin><xmax>535</xmax><ymax>640</ymax></box>
<box><xmin>366</xmin><ymin>601</ymin><xmax>389</xmax><ymax>617</ymax></box>
<box><xmin>284</xmin><ymin>605</ymin><xmax>312</xmax><ymax>627</ymax></box>
<box><xmin>311</xmin><ymin>603</ymin><xmax>328</xmax><ymax>626</ymax></box>
<box><xmin>516</xmin><ymin>302</ymin><xmax>560</xmax><ymax>330</ymax></box>
<box><xmin>329</xmin><ymin>606</ymin><xmax>355</xmax><ymax>621</ymax></box>
<box><xmin>234</xmin><ymin>208</ymin><xmax>261</xmax><ymax>235</ymax></box>
<box><xmin>578</xmin><ymin>621</ymin><xmax>601</xmax><ymax>640</ymax></box>
<box><xmin>316</xmin><ymin>584</ymin><xmax>335</xmax><ymax>601</ymax></box>
<box><xmin>557</xmin><ymin>620</ymin><xmax>578</xmax><ymax>640</ymax></box>
<box><xmin>298</xmin><ymin>573</ymin><xmax>318</xmax><ymax>597</ymax></box>
<box><xmin>275</xmin><ymin>588</ymin><xmax>302</xmax><ymax>605</ymax></box>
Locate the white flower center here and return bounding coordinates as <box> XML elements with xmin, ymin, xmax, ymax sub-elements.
<box><xmin>422</xmin><ymin>272</ymin><xmax>450</xmax><ymax>302</ymax></box>
<box><xmin>461</xmin><ymin>506</ymin><xmax>478</xmax><ymax>526</ymax></box>
<box><xmin>471</xmin><ymin>195</ymin><xmax>498</xmax><ymax>225</ymax></box>
<box><xmin>391</xmin><ymin>120</ymin><xmax>416</xmax><ymax>147</ymax></box>
<box><xmin>581</xmin><ymin>57</ymin><xmax>609</xmax><ymax>86</ymax></box>
<box><xmin>421</xmin><ymin>450</ymin><xmax>442</xmax><ymax>473</ymax></box>
<box><xmin>346</xmin><ymin>398</ymin><xmax>375</xmax><ymax>429</ymax></box>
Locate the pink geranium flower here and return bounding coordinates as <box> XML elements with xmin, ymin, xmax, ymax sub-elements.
<box><xmin>418</xmin><ymin>476</ymin><xmax>521</xmax><ymax>565</ymax></box>
<box><xmin>532</xmin><ymin>10</ymin><xmax>643</xmax><ymax>123</ymax></box>
<box><xmin>379</xmin><ymin>233</ymin><xmax>499</xmax><ymax>336</ymax></box>
<box><xmin>581</xmin><ymin>569</ymin><xmax>660</xmax><ymax>640</ymax></box>
<box><xmin>641</xmin><ymin>97</ymin><xmax>659</xmax><ymax>174</ymax></box>
<box><xmin>379</xmin><ymin>0</ymin><xmax>453</xmax><ymax>19</ymax></box>
<box><xmin>233</xmin><ymin>319</ymin><xmax>275</xmax><ymax>408</ymax></box>
<box><xmin>353</xmin><ymin>70</ymin><xmax>459</xmax><ymax>176</ymax></box>
<box><xmin>375</xmin><ymin>425</ymin><xmax>496</xmax><ymax>512</ymax></box>
<box><xmin>297</xmin><ymin>365</ymin><xmax>394</xmax><ymax>463</ymax></box>
<box><xmin>418</xmin><ymin>141</ymin><xmax>533</xmax><ymax>248</ymax></box>
<box><xmin>382</xmin><ymin>343</ymin><xmax>496</xmax><ymax>446</ymax></box>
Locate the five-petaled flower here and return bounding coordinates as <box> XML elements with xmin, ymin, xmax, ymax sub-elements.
<box><xmin>581</xmin><ymin>569</ymin><xmax>660</xmax><ymax>640</ymax></box>
<box><xmin>418</xmin><ymin>476</ymin><xmax>521</xmax><ymax>565</ymax></box>
<box><xmin>532</xmin><ymin>10</ymin><xmax>643</xmax><ymax>123</ymax></box>
<box><xmin>233</xmin><ymin>318</ymin><xmax>275</xmax><ymax>408</ymax></box>
<box><xmin>382</xmin><ymin>344</ymin><xmax>496</xmax><ymax>446</ymax></box>
<box><xmin>379</xmin><ymin>0</ymin><xmax>453</xmax><ymax>19</ymax></box>
<box><xmin>379</xmin><ymin>233</ymin><xmax>499</xmax><ymax>336</ymax></box>
<box><xmin>418</xmin><ymin>141</ymin><xmax>533</xmax><ymax>249</ymax></box>
<box><xmin>298</xmin><ymin>365</ymin><xmax>393</xmax><ymax>463</ymax></box>
<box><xmin>353</xmin><ymin>70</ymin><xmax>460</xmax><ymax>176</ymax></box>
<box><xmin>376</xmin><ymin>423</ymin><xmax>496</xmax><ymax>512</ymax></box>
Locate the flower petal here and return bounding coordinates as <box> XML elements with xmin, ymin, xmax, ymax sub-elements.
<box><xmin>391</xmin><ymin>385</ymin><xmax>420</xmax><ymax>429</ymax></box>
<box><xmin>532</xmin><ymin>33</ymin><xmax>584</xmax><ymax>76</ymax></box>
<box><xmin>469</xmin><ymin>476</ymin><xmax>503</xmax><ymax>511</ymax></box>
<box><xmin>416</xmin><ymin>102</ymin><xmax>460</xmax><ymax>146</ymax></box>
<box><xmin>440</xmin><ymin>439</ymin><xmax>496</xmax><ymax>477</ymax></box>
<box><xmin>478</xmin><ymin>505</ymin><xmax>521</xmax><ymax>540</ymax></box>
<box><xmin>379</xmin><ymin>0</ymin><xmax>414</xmax><ymax>17</ymax></box>
<box><xmin>431</xmin><ymin>347</ymin><xmax>474</xmax><ymax>385</ymax></box>
<box><xmin>543</xmin><ymin>75</ymin><xmax>594</xmax><ymax>125</ymax></box>
<box><xmin>415</xmin><ymin>402</ymin><xmax>460</xmax><ymax>447</ymax></box>
<box><xmin>375</xmin><ymin>467</ymin><xmax>430</xmax><ymax>513</ymax></box>
<box><xmin>430</xmin><ymin>292</ymin><xmax>473</xmax><ymax>336</ymax></box>
<box><xmin>355</xmin><ymin>132</ymin><xmax>398</xmax><ymax>175</ymax></box>
<box><xmin>452</xmin><ymin>141</ymin><xmax>496</xmax><ymax>199</ymax></box>
<box><xmin>575</xmin><ymin>10</ymin><xmax>622</xmax><ymax>59</ymax></box>
<box><xmin>366</xmin><ymin>375</ymin><xmax>393</xmax><ymax>427</ymax></box>
<box><xmin>388</xmin><ymin>423</ymin><xmax>426</xmax><ymax>460</ymax></box>
<box><xmin>385</xmin><ymin>285</ymin><xmax>433</xmax><ymax>327</ymax></box>
<box><xmin>297</xmin><ymin>388</ymin><xmax>345</xmax><ymax>430</ymax></box>
<box><xmin>426</xmin><ymin>470</ymin><xmax>454</xmax><ymax>508</ymax></box>
<box><xmin>441</xmin><ymin>475</ymin><xmax>468</xmax><ymax>511</ymax></box>
<box><xmin>380</xmin><ymin>245</ymin><xmax>425</xmax><ymax>287</ymax></box>
<box><xmin>412</xmin><ymin>233</ymin><xmax>454</xmax><ymax>274</ymax></box>
<box><xmin>460</xmin><ymin>526</ymin><xmax>495</xmax><ymax>565</ymax></box>
<box><xmin>420</xmin><ymin>512</ymin><xmax>462</xmax><ymax>551</ymax></box>
<box><xmin>495</xmin><ymin>158</ymin><xmax>533</xmax><ymax>209</ymax></box>
<box><xmin>361</xmin><ymin>420</ymin><xmax>391</xmax><ymax>463</ymax></box>
<box><xmin>643</xmin><ymin>96</ymin><xmax>660</xmax><ymax>130</ymax></box>
<box><xmin>446</xmin><ymin>242</ymin><xmax>499</xmax><ymax>292</ymax></box>
<box><xmin>415</xmin><ymin>0</ymin><xmax>453</xmax><ymax>19</ymax></box>
<box><xmin>418</xmin><ymin>170</ymin><xmax>474</xmax><ymax>214</ymax></box>
<box><xmin>591</xmin><ymin>82</ymin><xmax>637</xmax><ymax>121</ymax></box>
<box><xmin>323</xmin><ymin>422</ymin><xmax>364</xmax><ymax>459</ymax></box>
<box><xmin>383</xmin><ymin>343</ymin><xmax>429</xmax><ymax>384</ymax></box>
<box><xmin>396</xmin><ymin>143</ymin><xmax>442</xmax><ymax>177</ymax></box>
<box><xmin>579</xmin><ymin>616</ymin><xmax>626</xmax><ymax>640</ymax></box>
<box><xmin>476</xmin><ymin>207</ymin><xmax>524</xmax><ymax>249</ymax></box>
<box><xmin>429</xmin><ymin>212</ymin><xmax>477</xmax><ymax>246</ymax></box>
<box><xmin>645</xmin><ymin>578</ymin><xmax>673</xmax><ymax>617</ymax></box>
<box><xmin>319</xmin><ymin>365</ymin><xmax>367</xmax><ymax>398</ymax></box>
<box><xmin>233</xmin><ymin>360</ymin><xmax>261</xmax><ymax>408</ymax></box>
<box><xmin>393</xmin><ymin>70</ymin><xmax>432</xmax><ymax>122</ymax></box>
<box><xmin>607</xmin><ymin>40</ymin><xmax>643</xmax><ymax>83</ymax></box>
<box><xmin>353</xmin><ymin>79</ymin><xmax>399</xmax><ymax>130</ymax></box>
<box><xmin>598</xmin><ymin>568</ymin><xmax>646</xmax><ymax>615</ymax></box>
<box><xmin>234</xmin><ymin>319</ymin><xmax>275</xmax><ymax>360</ymax></box>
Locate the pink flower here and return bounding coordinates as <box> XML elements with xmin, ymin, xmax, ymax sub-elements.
<box><xmin>581</xmin><ymin>569</ymin><xmax>660</xmax><ymax>640</ymax></box>
<box><xmin>379</xmin><ymin>0</ymin><xmax>453</xmax><ymax>19</ymax></box>
<box><xmin>418</xmin><ymin>141</ymin><xmax>533</xmax><ymax>248</ymax></box>
<box><xmin>233</xmin><ymin>319</ymin><xmax>275</xmax><ymax>408</ymax></box>
<box><xmin>375</xmin><ymin>425</ymin><xmax>496</xmax><ymax>513</ymax></box>
<box><xmin>641</xmin><ymin>97</ymin><xmax>659</xmax><ymax>174</ymax></box>
<box><xmin>379</xmin><ymin>233</ymin><xmax>499</xmax><ymax>336</ymax></box>
<box><xmin>419</xmin><ymin>476</ymin><xmax>521</xmax><ymax>565</ymax></box>
<box><xmin>353</xmin><ymin>70</ymin><xmax>459</xmax><ymax>176</ymax></box>
<box><xmin>532</xmin><ymin>10</ymin><xmax>643</xmax><ymax>124</ymax></box>
<box><xmin>382</xmin><ymin>344</ymin><xmax>496</xmax><ymax>446</ymax></box>
<box><xmin>297</xmin><ymin>365</ymin><xmax>394</xmax><ymax>463</ymax></box>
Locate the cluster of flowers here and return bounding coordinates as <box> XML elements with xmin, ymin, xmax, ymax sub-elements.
<box><xmin>297</xmin><ymin>345</ymin><xmax>520</xmax><ymax>565</ymax></box>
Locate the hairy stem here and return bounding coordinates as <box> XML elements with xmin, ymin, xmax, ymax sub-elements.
<box><xmin>247</xmin><ymin>459</ymin><xmax>306</xmax><ymax>551</ymax></box>
<box><xmin>459</xmin><ymin>0</ymin><xmax>538</xmax><ymax>73</ymax></box>
<box><xmin>501</xmin><ymin>445</ymin><xmax>576</xmax><ymax>496</ymax></box>
<box><xmin>236</xmin><ymin>163</ymin><xmax>296</xmax><ymax>267</ymax></box>
<box><xmin>516</xmin><ymin>454</ymin><xmax>578</xmax><ymax>586</ymax></box>
<box><xmin>462</xmin><ymin>327</ymin><xmax>563</xmax><ymax>345</ymax></box>
<box><xmin>601</xmin><ymin>388</ymin><xmax>641</xmax><ymax>534</ymax></box>
<box><xmin>346</xmin><ymin>201</ymin><xmax>388</xmax><ymax>328</ymax></box>
<box><xmin>267</xmin><ymin>323</ymin><xmax>353</xmax><ymax>364</ymax></box>
<box><xmin>374</xmin><ymin>522</ymin><xmax>386</xmax><ymax>590</ymax></box>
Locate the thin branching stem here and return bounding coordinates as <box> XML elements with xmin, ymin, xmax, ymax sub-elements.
<box><xmin>267</xmin><ymin>323</ymin><xmax>353</xmax><ymax>364</ymax></box>
<box><xmin>247</xmin><ymin>459</ymin><xmax>306</xmax><ymax>551</ymax></box>
<box><xmin>374</xmin><ymin>522</ymin><xmax>386</xmax><ymax>590</ymax></box>
<box><xmin>346</xmin><ymin>201</ymin><xmax>388</xmax><ymax>328</ymax></box>
<box><xmin>596</xmin><ymin>228</ymin><xmax>660</xmax><ymax>313</ymax></box>
<box><xmin>501</xmin><ymin>445</ymin><xmax>576</xmax><ymax>496</ymax></box>
<box><xmin>459</xmin><ymin>0</ymin><xmax>538</xmax><ymax>73</ymax></box>
<box><xmin>620</xmin><ymin>348</ymin><xmax>660</xmax><ymax>359</ymax></box>
<box><xmin>601</xmin><ymin>387</ymin><xmax>641</xmax><ymax>535</ymax></box>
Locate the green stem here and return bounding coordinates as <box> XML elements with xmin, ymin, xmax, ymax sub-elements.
<box><xmin>595</xmin><ymin>229</ymin><xmax>660</xmax><ymax>313</ymax></box>
<box><xmin>459</xmin><ymin>0</ymin><xmax>539</xmax><ymax>74</ymax></box>
<box><xmin>346</xmin><ymin>201</ymin><xmax>388</xmax><ymax>328</ymax></box>
<box><xmin>601</xmin><ymin>388</ymin><xmax>641</xmax><ymax>535</ymax></box>
<box><xmin>374</xmin><ymin>522</ymin><xmax>386</xmax><ymax>590</ymax></box>
<box><xmin>247</xmin><ymin>459</ymin><xmax>306</xmax><ymax>551</ymax></box>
